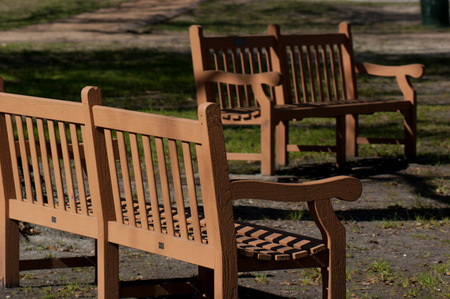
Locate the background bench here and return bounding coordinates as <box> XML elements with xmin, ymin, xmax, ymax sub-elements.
<box><xmin>190</xmin><ymin>22</ymin><xmax>425</xmax><ymax>175</ymax></box>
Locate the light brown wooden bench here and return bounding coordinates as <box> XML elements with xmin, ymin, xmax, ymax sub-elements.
<box><xmin>0</xmin><ymin>79</ymin><xmax>100</xmax><ymax>287</ymax></box>
<box><xmin>81</xmin><ymin>77</ymin><xmax>362</xmax><ymax>298</ymax></box>
<box><xmin>1</xmin><ymin>78</ymin><xmax>361</xmax><ymax>298</ymax></box>
<box><xmin>190</xmin><ymin>22</ymin><xmax>425</xmax><ymax>175</ymax></box>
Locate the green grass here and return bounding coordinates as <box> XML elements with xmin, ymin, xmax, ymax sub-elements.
<box><xmin>367</xmin><ymin>258</ymin><xmax>394</xmax><ymax>283</ymax></box>
<box><xmin>287</xmin><ymin>210</ymin><xmax>306</xmax><ymax>221</ymax></box>
<box><xmin>0</xmin><ymin>0</ymin><xmax>126</xmax><ymax>31</ymax></box>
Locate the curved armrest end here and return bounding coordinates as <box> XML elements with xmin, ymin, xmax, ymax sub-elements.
<box><xmin>356</xmin><ymin>62</ymin><xmax>425</xmax><ymax>78</ymax></box>
<box><xmin>230</xmin><ymin>175</ymin><xmax>362</xmax><ymax>202</ymax></box>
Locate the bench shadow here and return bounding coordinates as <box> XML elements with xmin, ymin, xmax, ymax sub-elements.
<box><xmin>238</xmin><ymin>285</ymin><xmax>292</xmax><ymax>299</ymax></box>
<box><xmin>276</xmin><ymin>156</ymin><xmax>449</xmax><ymax>206</ymax></box>
<box><xmin>234</xmin><ymin>205</ymin><xmax>450</xmax><ymax>222</ymax></box>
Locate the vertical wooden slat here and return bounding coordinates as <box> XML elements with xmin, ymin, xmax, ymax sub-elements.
<box><xmin>298</xmin><ymin>46</ymin><xmax>309</xmax><ymax>103</ymax></box>
<box><xmin>256</xmin><ymin>47</ymin><xmax>264</xmax><ymax>73</ymax></box>
<box><xmin>25</xmin><ymin>117</ymin><xmax>44</xmax><ymax>205</ymax></box>
<box><xmin>116</xmin><ymin>131</ymin><xmax>136</xmax><ymax>227</ymax></box>
<box><xmin>129</xmin><ymin>133</ymin><xmax>149</xmax><ymax>230</ymax></box>
<box><xmin>321</xmin><ymin>45</ymin><xmax>332</xmax><ymax>101</ymax></box>
<box><xmin>142</xmin><ymin>135</ymin><xmax>161</xmax><ymax>232</ymax></box>
<box><xmin>104</xmin><ymin>129</ymin><xmax>124</xmax><ymax>224</ymax></box>
<box><xmin>15</xmin><ymin>116</ymin><xmax>33</xmax><ymax>202</ymax></box>
<box><xmin>288</xmin><ymin>47</ymin><xmax>301</xmax><ymax>104</ymax></box>
<box><xmin>255</xmin><ymin>47</ymin><xmax>266</xmax><ymax>104</ymax></box>
<box><xmin>155</xmin><ymin>137</ymin><xmax>175</xmax><ymax>236</ymax></box>
<box><xmin>329</xmin><ymin>45</ymin><xmax>340</xmax><ymax>101</ymax></box>
<box><xmin>168</xmin><ymin>139</ymin><xmax>188</xmax><ymax>239</ymax></box>
<box><xmin>223</xmin><ymin>50</ymin><xmax>235</xmax><ymax>108</ymax></box>
<box><xmin>58</xmin><ymin>122</ymin><xmax>77</xmax><ymax>212</ymax></box>
<box><xmin>213</xmin><ymin>49</ymin><xmax>226</xmax><ymax>109</ymax></box>
<box><xmin>248</xmin><ymin>48</ymin><xmax>258</xmax><ymax>106</ymax></box>
<box><xmin>305</xmin><ymin>46</ymin><xmax>317</xmax><ymax>102</ymax></box>
<box><xmin>195</xmin><ymin>144</ymin><xmax>208</xmax><ymax>242</ymax></box>
<box><xmin>265</xmin><ymin>46</ymin><xmax>272</xmax><ymax>73</ymax></box>
<box><xmin>182</xmin><ymin>142</ymin><xmax>202</xmax><ymax>242</ymax></box>
<box><xmin>36</xmin><ymin>119</ymin><xmax>55</xmax><ymax>208</ymax></box>
<box><xmin>313</xmin><ymin>45</ymin><xmax>324</xmax><ymax>101</ymax></box>
<box><xmin>231</xmin><ymin>49</ymin><xmax>244</xmax><ymax>108</ymax></box>
<box><xmin>5</xmin><ymin>115</ymin><xmax>23</xmax><ymax>202</ymax></box>
<box><xmin>240</xmin><ymin>48</ymin><xmax>252</xmax><ymax>107</ymax></box>
<box><xmin>69</xmin><ymin>124</ymin><xmax>87</xmax><ymax>215</ymax></box>
<box><xmin>48</xmin><ymin>120</ymin><xmax>66</xmax><ymax>210</ymax></box>
<box><xmin>337</xmin><ymin>45</ymin><xmax>347</xmax><ymax>100</ymax></box>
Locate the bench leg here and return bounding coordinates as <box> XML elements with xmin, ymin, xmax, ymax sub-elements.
<box><xmin>346</xmin><ymin>114</ymin><xmax>358</xmax><ymax>158</ymax></box>
<box><xmin>96</xmin><ymin>240</ymin><xmax>119</xmax><ymax>299</ymax></box>
<box><xmin>275</xmin><ymin>121</ymin><xmax>289</xmax><ymax>166</ymax></box>
<box><xmin>321</xmin><ymin>267</ymin><xmax>329</xmax><ymax>299</ymax></box>
<box><xmin>0</xmin><ymin>218</ymin><xmax>19</xmax><ymax>287</ymax></box>
<box><xmin>336</xmin><ymin>116</ymin><xmax>346</xmax><ymax>167</ymax></box>
<box><xmin>403</xmin><ymin>107</ymin><xmax>417</xmax><ymax>158</ymax></box>
<box><xmin>310</xmin><ymin>200</ymin><xmax>346</xmax><ymax>299</ymax></box>
<box><xmin>260</xmin><ymin>121</ymin><xmax>275</xmax><ymax>176</ymax></box>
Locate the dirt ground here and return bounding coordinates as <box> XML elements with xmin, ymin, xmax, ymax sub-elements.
<box><xmin>0</xmin><ymin>0</ymin><xmax>449</xmax><ymax>298</ymax></box>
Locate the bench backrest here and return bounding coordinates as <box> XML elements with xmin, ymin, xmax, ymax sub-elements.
<box><xmin>191</xmin><ymin>26</ymin><xmax>276</xmax><ymax>109</ymax></box>
<box><xmin>0</xmin><ymin>82</ymin><xmax>100</xmax><ymax>238</ymax></box>
<box><xmin>190</xmin><ymin>22</ymin><xmax>357</xmax><ymax>107</ymax></box>
<box><xmin>85</xmin><ymin>92</ymin><xmax>237</xmax><ymax>265</ymax></box>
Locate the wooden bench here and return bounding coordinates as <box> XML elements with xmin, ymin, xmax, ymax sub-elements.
<box><xmin>0</xmin><ymin>79</ymin><xmax>100</xmax><ymax>287</ymax></box>
<box><xmin>82</xmin><ymin>77</ymin><xmax>361</xmax><ymax>298</ymax></box>
<box><xmin>0</xmin><ymin>76</ymin><xmax>361</xmax><ymax>298</ymax></box>
<box><xmin>190</xmin><ymin>22</ymin><xmax>425</xmax><ymax>175</ymax></box>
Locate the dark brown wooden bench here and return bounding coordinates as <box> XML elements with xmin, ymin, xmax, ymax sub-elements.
<box><xmin>190</xmin><ymin>22</ymin><xmax>425</xmax><ymax>175</ymax></box>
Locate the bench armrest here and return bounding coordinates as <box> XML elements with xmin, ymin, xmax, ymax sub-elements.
<box><xmin>230</xmin><ymin>175</ymin><xmax>361</xmax><ymax>202</ymax></box>
<box><xmin>355</xmin><ymin>62</ymin><xmax>425</xmax><ymax>101</ymax></box>
<box><xmin>355</xmin><ymin>62</ymin><xmax>424</xmax><ymax>78</ymax></box>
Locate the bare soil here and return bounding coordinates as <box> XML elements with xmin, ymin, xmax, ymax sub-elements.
<box><xmin>0</xmin><ymin>0</ymin><xmax>449</xmax><ymax>298</ymax></box>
